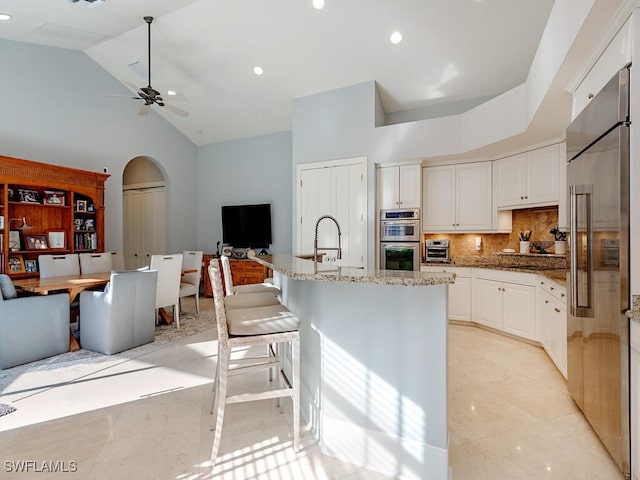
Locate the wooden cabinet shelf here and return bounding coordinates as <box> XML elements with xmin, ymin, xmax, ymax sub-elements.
<box><xmin>0</xmin><ymin>156</ymin><xmax>109</xmax><ymax>276</ymax></box>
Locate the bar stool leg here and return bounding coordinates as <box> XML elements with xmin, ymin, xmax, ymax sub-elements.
<box><xmin>211</xmin><ymin>348</ymin><xmax>230</xmax><ymax>464</ymax></box>
<box><xmin>292</xmin><ymin>337</ymin><xmax>300</xmax><ymax>452</ymax></box>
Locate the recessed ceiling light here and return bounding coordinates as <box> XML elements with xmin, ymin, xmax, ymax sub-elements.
<box><xmin>390</xmin><ymin>31</ymin><xmax>403</xmax><ymax>44</ymax></box>
<box><xmin>167</xmin><ymin>90</ymin><xmax>176</xmax><ymax>96</ymax></box>
<box><xmin>312</xmin><ymin>0</ymin><xmax>325</xmax><ymax>9</ymax></box>
<box><xmin>0</xmin><ymin>13</ymin><xmax>12</xmax><ymax>21</ymax></box>
<box><xmin>253</xmin><ymin>66</ymin><xmax>264</xmax><ymax>76</ymax></box>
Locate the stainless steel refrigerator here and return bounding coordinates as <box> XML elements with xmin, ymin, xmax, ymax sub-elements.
<box><xmin>566</xmin><ymin>65</ymin><xmax>630</xmax><ymax>476</ymax></box>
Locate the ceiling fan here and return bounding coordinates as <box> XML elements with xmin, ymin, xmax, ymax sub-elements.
<box><xmin>102</xmin><ymin>16</ymin><xmax>188</xmax><ymax>118</ymax></box>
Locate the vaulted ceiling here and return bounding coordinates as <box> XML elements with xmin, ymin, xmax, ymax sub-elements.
<box><xmin>0</xmin><ymin>0</ymin><xmax>557</xmax><ymax>145</ymax></box>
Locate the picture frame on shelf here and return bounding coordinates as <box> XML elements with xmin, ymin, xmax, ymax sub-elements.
<box><xmin>8</xmin><ymin>231</ymin><xmax>21</xmax><ymax>251</ymax></box>
<box><xmin>24</xmin><ymin>259</ymin><xmax>37</xmax><ymax>273</ymax></box>
<box><xmin>47</xmin><ymin>230</ymin><xmax>66</xmax><ymax>250</ymax></box>
<box><xmin>76</xmin><ymin>199</ymin><xmax>87</xmax><ymax>212</ymax></box>
<box><xmin>8</xmin><ymin>188</ymin><xmax>15</xmax><ymax>202</ymax></box>
<box><xmin>8</xmin><ymin>254</ymin><xmax>25</xmax><ymax>273</ymax></box>
<box><xmin>24</xmin><ymin>234</ymin><xmax>48</xmax><ymax>251</ymax></box>
<box><xmin>44</xmin><ymin>190</ymin><xmax>66</xmax><ymax>206</ymax></box>
<box><xmin>0</xmin><ymin>216</ymin><xmax>3</xmax><ymax>229</ymax></box>
<box><xmin>18</xmin><ymin>189</ymin><xmax>40</xmax><ymax>204</ymax></box>
<box><xmin>74</xmin><ymin>218</ymin><xmax>84</xmax><ymax>231</ymax></box>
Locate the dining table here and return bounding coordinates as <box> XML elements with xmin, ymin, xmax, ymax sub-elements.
<box><xmin>13</xmin><ymin>268</ymin><xmax>200</xmax><ymax>351</ymax></box>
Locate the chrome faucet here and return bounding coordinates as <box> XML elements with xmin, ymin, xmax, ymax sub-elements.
<box><xmin>314</xmin><ymin>215</ymin><xmax>342</xmax><ymax>263</ymax></box>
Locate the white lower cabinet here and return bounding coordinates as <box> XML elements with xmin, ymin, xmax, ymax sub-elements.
<box><xmin>631</xmin><ymin>320</ymin><xmax>640</xmax><ymax>480</ymax></box>
<box><xmin>421</xmin><ymin>266</ymin><xmax>471</xmax><ymax>321</ymax></box>
<box><xmin>537</xmin><ymin>278</ymin><xmax>567</xmax><ymax>378</ymax></box>
<box><xmin>472</xmin><ymin>269</ymin><xmax>537</xmax><ymax>341</ymax></box>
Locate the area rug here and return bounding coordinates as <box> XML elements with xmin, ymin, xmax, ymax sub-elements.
<box><xmin>0</xmin><ymin>310</ymin><xmax>217</xmax><ymax>399</ymax></box>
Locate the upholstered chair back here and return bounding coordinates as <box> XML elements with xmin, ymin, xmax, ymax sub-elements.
<box><xmin>38</xmin><ymin>254</ymin><xmax>80</xmax><ymax>278</ymax></box>
<box><xmin>79</xmin><ymin>252</ymin><xmax>113</xmax><ymax>274</ymax></box>
<box><xmin>79</xmin><ymin>270</ymin><xmax>158</xmax><ymax>355</ymax></box>
<box><xmin>149</xmin><ymin>254</ymin><xmax>183</xmax><ymax>310</ymax></box>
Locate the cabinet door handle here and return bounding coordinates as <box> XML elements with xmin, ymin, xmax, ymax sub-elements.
<box><xmin>554</xmin><ymin>307</ymin><xmax>561</xmax><ymax>313</ymax></box>
<box><xmin>520</xmin><ymin>196</ymin><xmax>524</xmax><ymax>200</ymax></box>
<box><xmin>525</xmin><ymin>196</ymin><xmax>528</xmax><ymax>199</ymax></box>
<box><xmin>545</xmin><ymin>300</ymin><xmax>549</xmax><ymax>304</ymax></box>
<box><xmin>550</xmin><ymin>286</ymin><xmax>554</xmax><ymax>290</ymax></box>
<box><xmin>561</xmin><ymin>293</ymin><xmax>565</xmax><ymax>298</ymax></box>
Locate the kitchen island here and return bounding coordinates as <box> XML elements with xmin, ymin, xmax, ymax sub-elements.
<box><xmin>252</xmin><ymin>254</ymin><xmax>455</xmax><ymax>480</ymax></box>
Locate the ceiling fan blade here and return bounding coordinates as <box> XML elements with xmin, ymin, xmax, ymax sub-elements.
<box><xmin>99</xmin><ymin>93</ymin><xmax>141</xmax><ymax>99</ymax></box>
<box><xmin>164</xmin><ymin>93</ymin><xmax>187</xmax><ymax>102</ymax></box>
<box><xmin>138</xmin><ymin>104</ymin><xmax>150</xmax><ymax>116</ymax></box>
<box><xmin>124</xmin><ymin>80</ymin><xmax>143</xmax><ymax>94</ymax></box>
<box><xmin>163</xmin><ymin>104</ymin><xmax>189</xmax><ymax>117</ymax></box>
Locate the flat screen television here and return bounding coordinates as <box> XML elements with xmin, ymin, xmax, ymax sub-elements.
<box><xmin>221</xmin><ymin>203</ymin><xmax>272</xmax><ymax>248</ymax></box>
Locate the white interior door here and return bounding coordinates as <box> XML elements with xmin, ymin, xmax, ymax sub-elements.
<box><xmin>123</xmin><ymin>187</ymin><xmax>166</xmax><ymax>269</ymax></box>
<box><xmin>332</xmin><ymin>163</ymin><xmax>366</xmax><ymax>268</ymax></box>
<box><xmin>298</xmin><ymin>167</ymin><xmax>332</xmax><ymax>255</ymax></box>
<box><xmin>297</xmin><ymin>157</ymin><xmax>367</xmax><ymax>268</ymax></box>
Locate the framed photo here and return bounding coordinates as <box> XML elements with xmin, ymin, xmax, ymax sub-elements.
<box><xmin>24</xmin><ymin>259</ymin><xmax>37</xmax><ymax>273</ymax></box>
<box><xmin>18</xmin><ymin>189</ymin><xmax>40</xmax><ymax>204</ymax></box>
<box><xmin>8</xmin><ymin>254</ymin><xmax>25</xmax><ymax>273</ymax></box>
<box><xmin>47</xmin><ymin>230</ymin><xmax>66</xmax><ymax>250</ymax></box>
<box><xmin>0</xmin><ymin>215</ymin><xmax>3</xmax><ymax>229</ymax></box>
<box><xmin>24</xmin><ymin>234</ymin><xmax>48</xmax><ymax>251</ymax></box>
<box><xmin>44</xmin><ymin>190</ymin><xmax>66</xmax><ymax>206</ymax></box>
<box><xmin>76</xmin><ymin>199</ymin><xmax>87</xmax><ymax>212</ymax></box>
<box><xmin>8</xmin><ymin>231</ymin><xmax>21</xmax><ymax>251</ymax></box>
<box><xmin>74</xmin><ymin>218</ymin><xmax>84</xmax><ymax>231</ymax></box>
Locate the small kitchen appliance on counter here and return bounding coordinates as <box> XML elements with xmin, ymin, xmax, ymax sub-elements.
<box><xmin>424</xmin><ymin>239</ymin><xmax>450</xmax><ymax>263</ymax></box>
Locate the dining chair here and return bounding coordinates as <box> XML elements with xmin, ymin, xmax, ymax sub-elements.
<box><xmin>149</xmin><ymin>253</ymin><xmax>183</xmax><ymax>328</ymax></box>
<box><xmin>80</xmin><ymin>270</ymin><xmax>158</xmax><ymax>355</ymax></box>
<box><xmin>79</xmin><ymin>252</ymin><xmax>113</xmax><ymax>274</ymax></box>
<box><xmin>208</xmin><ymin>264</ymin><xmax>300</xmax><ymax>464</ymax></box>
<box><xmin>110</xmin><ymin>251</ymin><xmax>126</xmax><ymax>270</ymax></box>
<box><xmin>38</xmin><ymin>254</ymin><xmax>80</xmax><ymax>278</ymax></box>
<box><xmin>179</xmin><ymin>250</ymin><xmax>203</xmax><ymax>314</ymax></box>
<box><xmin>219</xmin><ymin>255</ymin><xmax>280</xmax><ymax>297</ymax></box>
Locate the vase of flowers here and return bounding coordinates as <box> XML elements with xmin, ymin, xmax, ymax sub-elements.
<box><xmin>550</xmin><ymin>227</ymin><xmax>567</xmax><ymax>255</ymax></box>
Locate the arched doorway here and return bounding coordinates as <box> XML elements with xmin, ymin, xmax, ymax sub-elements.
<box><xmin>122</xmin><ymin>156</ymin><xmax>167</xmax><ymax>269</ymax></box>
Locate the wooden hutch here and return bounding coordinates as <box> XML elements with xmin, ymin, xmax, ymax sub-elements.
<box><xmin>0</xmin><ymin>156</ymin><xmax>109</xmax><ymax>278</ymax></box>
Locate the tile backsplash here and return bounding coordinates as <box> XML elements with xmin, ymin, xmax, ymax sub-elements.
<box><xmin>424</xmin><ymin>207</ymin><xmax>560</xmax><ymax>258</ymax></box>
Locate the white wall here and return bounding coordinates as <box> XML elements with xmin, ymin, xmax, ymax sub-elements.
<box><xmin>197</xmin><ymin>131</ymin><xmax>292</xmax><ymax>254</ymax></box>
<box><xmin>0</xmin><ymin>39</ymin><xmax>198</xmax><ymax>253</ymax></box>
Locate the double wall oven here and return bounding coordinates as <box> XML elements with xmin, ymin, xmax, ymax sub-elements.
<box><xmin>379</xmin><ymin>208</ymin><xmax>421</xmax><ymax>271</ymax></box>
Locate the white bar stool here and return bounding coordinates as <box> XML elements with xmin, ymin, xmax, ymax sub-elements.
<box><xmin>208</xmin><ymin>264</ymin><xmax>300</xmax><ymax>464</ymax></box>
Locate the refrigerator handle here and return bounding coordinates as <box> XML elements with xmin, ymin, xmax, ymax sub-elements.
<box><xmin>569</xmin><ymin>184</ymin><xmax>594</xmax><ymax>318</ymax></box>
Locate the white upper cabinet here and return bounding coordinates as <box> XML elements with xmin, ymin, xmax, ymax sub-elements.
<box><xmin>571</xmin><ymin>19</ymin><xmax>631</xmax><ymax>119</ymax></box>
<box><xmin>496</xmin><ymin>144</ymin><xmax>560</xmax><ymax>209</ymax></box>
<box><xmin>379</xmin><ymin>163</ymin><xmax>421</xmax><ymax>209</ymax></box>
<box><xmin>423</xmin><ymin>161</ymin><xmax>492</xmax><ymax>232</ymax></box>
<box><xmin>557</xmin><ymin>141</ymin><xmax>568</xmax><ymax>231</ymax></box>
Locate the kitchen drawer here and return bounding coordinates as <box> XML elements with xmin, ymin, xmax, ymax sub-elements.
<box><xmin>539</xmin><ymin>277</ymin><xmax>566</xmax><ymax>304</ymax></box>
<box><xmin>472</xmin><ymin>268</ymin><xmax>536</xmax><ymax>286</ymax></box>
<box><xmin>421</xmin><ymin>266</ymin><xmax>471</xmax><ymax>278</ymax></box>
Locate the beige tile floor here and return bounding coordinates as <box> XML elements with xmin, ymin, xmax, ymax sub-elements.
<box><xmin>0</xmin><ymin>300</ymin><xmax>626</xmax><ymax>479</ymax></box>
<box><xmin>448</xmin><ymin>323</ymin><xmax>625</xmax><ymax>480</ymax></box>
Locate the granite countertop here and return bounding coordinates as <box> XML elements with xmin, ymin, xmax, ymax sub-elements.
<box><xmin>253</xmin><ymin>254</ymin><xmax>454</xmax><ymax>287</ymax></box>
<box><xmin>422</xmin><ymin>252</ymin><xmax>568</xmax><ymax>286</ymax></box>
<box><xmin>626</xmin><ymin>295</ymin><xmax>640</xmax><ymax>322</ymax></box>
